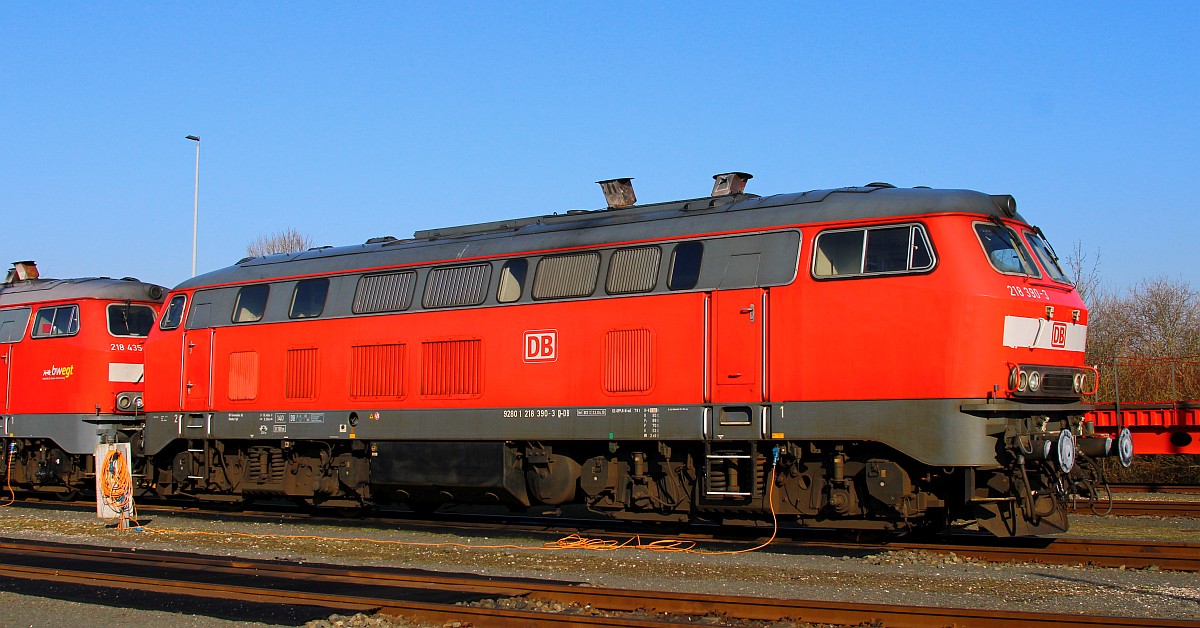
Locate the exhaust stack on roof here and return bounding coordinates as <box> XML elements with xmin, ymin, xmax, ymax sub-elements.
<box><xmin>597</xmin><ymin>178</ymin><xmax>637</xmax><ymax>209</ymax></box>
<box><xmin>7</xmin><ymin>261</ymin><xmax>39</xmax><ymax>283</ymax></box>
<box><xmin>711</xmin><ymin>172</ymin><xmax>753</xmax><ymax>197</ymax></box>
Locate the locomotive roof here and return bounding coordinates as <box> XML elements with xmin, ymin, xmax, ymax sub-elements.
<box><xmin>177</xmin><ymin>184</ymin><xmax>1027</xmax><ymax>290</ymax></box>
<box><xmin>0</xmin><ymin>276</ymin><xmax>167</xmax><ymax>308</ymax></box>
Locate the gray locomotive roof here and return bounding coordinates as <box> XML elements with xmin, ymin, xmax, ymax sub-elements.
<box><xmin>0</xmin><ymin>277</ymin><xmax>167</xmax><ymax>308</ymax></box>
<box><xmin>176</xmin><ymin>184</ymin><xmax>1025</xmax><ymax>290</ymax></box>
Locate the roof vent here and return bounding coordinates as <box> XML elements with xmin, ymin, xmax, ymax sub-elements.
<box><xmin>712</xmin><ymin>172</ymin><xmax>752</xmax><ymax>197</ymax></box>
<box><xmin>597</xmin><ymin>178</ymin><xmax>637</xmax><ymax>209</ymax></box>
<box><xmin>6</xmin><ymin>261</ymin><xmax>39</xmax><ymax>283</ymax></box>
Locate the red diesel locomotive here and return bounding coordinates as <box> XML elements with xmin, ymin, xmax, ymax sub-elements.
<box><xmin>140</xmin><ymin>175</ymin><xmax>1130</xmax><ymax>536</ymax></box>
<box><xmin>0</xmin><ymin>262</ymin><xmax>166</xmax><ymax>496</ymax></box>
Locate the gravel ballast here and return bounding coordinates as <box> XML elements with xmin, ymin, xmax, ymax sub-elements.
<box><xmin>0</xmin><ymin>503</ymin><xmax>1196</xmax><ymax>626</ymax></box>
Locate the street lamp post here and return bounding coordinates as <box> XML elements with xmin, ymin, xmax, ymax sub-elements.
<box><xmin>185</xmin><ymin>135</ymin><xmax>201</xmax><ymax>277</ymax></box>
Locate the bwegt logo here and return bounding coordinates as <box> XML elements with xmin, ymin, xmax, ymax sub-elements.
<box><xmin>42</xmin><ymin>364</ymin><xmax>75</xmax><ymax>379</ymax></box>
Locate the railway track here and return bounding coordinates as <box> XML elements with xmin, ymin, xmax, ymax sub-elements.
<box><xmin>12</xmin><ymin>498</ymin><xmax>1200</xmax><ymax>572</ymax></box>
<box><xmin>1110</xmin><ymin>483</ymin><xmax>1200</xmax><ymax>495</ymax></box>
<box><xmin>0</xmin><ymin>537</ymin><xmax>1193</xmax><ymax>627</ymax></box>
<box><xmin>1073</xmin><ymin>498</ymin><xmax>1200</xmax><ymax>518</ymax></box>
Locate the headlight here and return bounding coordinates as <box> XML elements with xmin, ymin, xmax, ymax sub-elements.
<box><xmin>1017</xmin><ymin>370</ymin><xmax>1029</xmax><ymax>392</ymax></box>
<box><xmin>117</xmin><ymin>395</ymin><xmax>133</xmax><ymax>411</ymax></box>
<box><xmin>1073</xmin><ymin>373</ymin><xmax>1084</xmax><ymax>393</ymax></box>
<box><xmin>1028</xmin><ymin>370</ymin><xmax>1041</xmax><ymax>392</ymax></box>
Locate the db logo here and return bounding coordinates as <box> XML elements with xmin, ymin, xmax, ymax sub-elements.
<box><xmin>524</xmin><ymin>330</ymin><xmax>557</xmax><ymax>362</ymax></box>
<box><xmin>1051</xmin><ymin>322</ymin><xmax>1068</xmax><ymax>348</ymax></box>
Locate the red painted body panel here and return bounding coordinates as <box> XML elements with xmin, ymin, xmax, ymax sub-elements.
<box><xmin>145</xmin><ymin>213</ymin><xmax>1088</xmax><ymax>416</ymax></box>
<box><xmin>4</xmin><ymin>299</ymin><xmax>148</xmax><ymax>415</ymax></box>
<box><xmin>148</xmin><ymin>293</ymin><xmax>709</xmax><ymax>412</ymax></box>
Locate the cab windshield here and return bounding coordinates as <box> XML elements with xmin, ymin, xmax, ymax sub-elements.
<box><xmin>1024</xmin><ymin>230</ymin><xmax>1071</xmax><ymax>284</ymax></box>
<box><xmin>975</xmin><ymin>223</ymin><xmax>1040</xmax><ymax>277</ymax></box>
<box><xmin>108</xmin><ymin>303</ymin><xmax>156</xmax><ymax>337</ymax></box>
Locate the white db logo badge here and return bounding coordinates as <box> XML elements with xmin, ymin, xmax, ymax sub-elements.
<box><xmin>524</xmin><ymin>330</ymin><xmax>557</xmax><ymax>362</ymax></box>
<box><xmin>1051</xmin><ymin>322</ymin><xmax>1068</xmax><ymax>348</ymax></box>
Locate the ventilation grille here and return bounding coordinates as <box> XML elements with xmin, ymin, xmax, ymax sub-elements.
<box><xmin>354</xmin><ymin>271</ymin><xmax>416</xmax><ymax>314</ymax></box>
<box><xmin>227</xmin><ymin>351</ymin><xmax>259</xmax><ymax>401</ymax></box>
<box><xmin>352</xmin><ymin>343</ymin><xmax>406</xmax><ymax>398</ymax></box>
<box><xmin>606</xmin><ymin>246</ymin><xmax>661</xmax><ymax>294</ymax></box>
<box><xmin>604</xmin><ymin>329</ymin><xmax>653</xmax><ymax>393</ymax></box>
<box><xmin>423</xmin><ymin>264</ymin><xmax>490</xmax><ymax>308</ymax></box>
<box><xmin>422</xmin><ymin>339</ymin><xmax>482</xmax><ymax>396</ymax></box>
<box><xmin>533</xmin><ymin>252</ymin><xmax>599</xmax><ymax>299</ymax></box>
<box><xmin>286</xmin><ymin>348</ymin><xmax>319</xmax><ymax>399</ymax></box>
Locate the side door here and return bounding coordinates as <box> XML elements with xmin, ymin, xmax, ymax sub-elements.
<box><xmin>182</xmin><ymin>300</ymin><xmax>214</xmax><ymax>411</ymax></box>
<box><xmin>0</xmin><ymin>307</ymin><xmax>31</xmax><ymax>412</ymax></box>
<box><xmin>710</xmin><ymin>287</ymin><xmax>765</xmax><ymax>405</ymax></box>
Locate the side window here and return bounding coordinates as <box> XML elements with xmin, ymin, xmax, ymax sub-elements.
<box><xmin>497</xmin><ymin>259</ymin><xmax>528</xmax><ymax>303</ymax></box>
<box><xmin>353</xmin><ymin>271</ymin><xmax>416</xmax><ymax>314</ymax></box>
<box><xmin>0</xmin><ymin>308</ymin><xmax>31</xmax><ymax>343</ymax></box>
<box><xmin>814</xmin><ymin>224</ymin><xmax>936</xmax><ymax>278</ymax></box>
<box><xmin>289</xmin><ymin>278</ymin><xmax>329</xmax><ymax>319</ymax></box>
<box><xmin>108</xmin><ymin>303</ymin><xmax>156</xmax><ymax>337</ymax></box>
<box><xmin>607</xmin><ymin>246</ymin><xmax>661</xmax><ymax>295</ymax></box>
<box><xmin>976</xmin><ymin>223</ymin><xmax>1039</xmax><ymax>277</ymax></box>
<box><xmin>814</xmin><ymin>230</ymin><xmax>864</xmax><ymax>277</ymax></box>
<box><xmin>159</xmin><ymin>295</ymin><xmax>187</xmax><ymax>330</ymax></box>
<box><xmin>31</xmin><ymin>305</ymin><xmax>80</xmax><ymax>338</ymax></box>
<box><xmin>668</xmin><ymin>241</ymin><xmax>704</xmax><ymax>290</ymax></box>
<box><xmin>232</xmin><ymin>284</ymin><xmax>270</xmax><ymax>323</ymax></box>
<box><xmin>1023</xmin><ymin>230</ymin><xmax>1071</xmax><ymax>284</ymax></box>
<box><xmin>532</xmin><ymin>252</ymin><xmax>600</xmax><ymax>300</ymax></box>
<box><xmin>423</xmin><ymin>264</ymin><xmax>491</xmax><ymax>308</ymax></box>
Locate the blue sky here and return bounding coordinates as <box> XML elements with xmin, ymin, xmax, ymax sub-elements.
<box><xmin>2</xmin><ymin>3</ymin><xmax>1196</xmax><ymax>291</ymax></box>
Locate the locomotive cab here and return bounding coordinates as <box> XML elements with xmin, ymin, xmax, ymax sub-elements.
<box><xmin>0</xmin><ymin>263</ymin><xmax>166</xmax><ymax>495</ymax></box>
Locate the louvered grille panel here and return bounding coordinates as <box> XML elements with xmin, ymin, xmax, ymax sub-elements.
<box><xmin>286</xmin><ymin>348</ymin><xmax>319</xmax><ymax>399</ymax></box>
<box><xmin>227</xmin><ymin>351</ymin><xmax>259</xmax><ymax>401</ymax></box>
<box><xmin>533</xmin><ymin>252</ymin><xmax>600</xmax><ymax>299</ymax></box>
<box><xmin>606</xmin><ymin>246</ymin><xmax>661</xmax><ymax>294</ymax></box>
<box><xmin>422</xmin><ymin>339</ymin><xmax>482</xmax><ymax>396</ymax></box>
<box><xmin>353</xmin><ymin>271</ymin><xmax>416</xmax><ymax>314</ymax></box>
<box><xmin>605</xmin><ymin>329</ymin><xmax>652</xmax><ymax>393</ymax></box>
<box><xmin>423</xmin><ymin>265</ymin><xmax>490</xmax><ymax>308</ymax></box>
<box><xmin>351</xmin><ymin>343</ymin><xmax>406</xmax><ymax>398</ymax></box>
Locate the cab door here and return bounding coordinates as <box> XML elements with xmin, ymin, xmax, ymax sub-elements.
<box><xmin>182</xmin><ymin>301</ymin><xmax>214</xmax><ymax>411</ymax></box>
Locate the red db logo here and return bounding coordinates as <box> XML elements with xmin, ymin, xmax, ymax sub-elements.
<box><xmin>524</xmin><ymin>330</ymin><xmax>557</xmax><ymax>362</ymax></box>
<box><xmin>1051</xmin><ymin>322</ymin><xmax>1068</xmax><ymax>348</ymax></box>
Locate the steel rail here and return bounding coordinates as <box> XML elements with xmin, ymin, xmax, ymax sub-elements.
<box><xmin>1109</xmin><ymin>483</ymin><xmax>1200</xmax><ymax>495</ymax></box>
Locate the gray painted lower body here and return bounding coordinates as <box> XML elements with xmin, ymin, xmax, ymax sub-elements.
<box><xmin>2</xmin><ymin>413</ymin><xmax>134</xmax><ymax>455</ymax></box>
<box><xmin>145</xmin><ymin>398</ymin><xmax>1085</xmax><ymax>467</ymax></box>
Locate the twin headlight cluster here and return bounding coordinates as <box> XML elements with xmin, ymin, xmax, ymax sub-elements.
<box><xmin>1008</xmin><ymin>365</ymin><xmax>1093</xmax><ymax>398</ymax></box>
<box><xmin>115</xmin><ymin>392</ymin><xmax>144</xmax><ymax>413</ymax></box>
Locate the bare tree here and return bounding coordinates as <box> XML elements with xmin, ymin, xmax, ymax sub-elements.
<box><xmin>246</xmin><ymin>227</ymin><xmax>315</xmax><ymax>257</ymax></box>
<box><xmin>1086</xmin><ymin>276</ymin><xmax>1200</xmax><ymax>402</ymax></box>
<box><xmin>1064</xmin><ymin>240</ymin><xmax>1103</xmax><ymax>305</ymax></box>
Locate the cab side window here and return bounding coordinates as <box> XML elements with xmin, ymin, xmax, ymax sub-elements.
<box><xmin>159</xmin><ymin>295</ymin><xmax>188</xmax><ymax>330</ymax></box>
<box><xmin>32</xmin><ymin>305</ymin><xmax>80</xmax><ymax>338</ymax></box>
